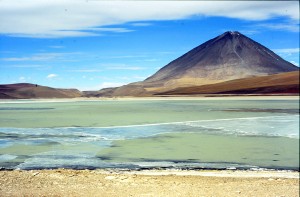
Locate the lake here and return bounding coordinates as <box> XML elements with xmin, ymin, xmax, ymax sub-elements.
<box><xmin>0</xmin><ymin>97</ymin><xmax>298</xmax><ymax>170</ymax></box>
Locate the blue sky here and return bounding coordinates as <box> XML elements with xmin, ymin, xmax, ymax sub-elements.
<box><xmin>0</xmin><ymin>1</ymin><xmax>299</xmax><ymax>90</ymax></box>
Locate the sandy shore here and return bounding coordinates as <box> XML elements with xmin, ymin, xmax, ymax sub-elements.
<box><xmin>0</xmin><ymin>169</ymin><xmax>298</xmax><ymax>197</ymax></box>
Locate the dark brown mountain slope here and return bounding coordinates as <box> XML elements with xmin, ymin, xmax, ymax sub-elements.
<box><xmin>157</xmin><ymin>71</ymin><xmax>299</xmax><ymax>95</ymax></box>
<box><xmin>0</xmin><ymin>83</ymin><xmax>82</xmax><ymax>99</ymax></box>
<box><xmin>109</xmin><ymin>31</ymin><xmax>298</xmax><ymax>96</ymax></box>
<box><xmin>146</xmin><ymin>31</ymin><xmax>297</xmax><ymax>84</ymax></box>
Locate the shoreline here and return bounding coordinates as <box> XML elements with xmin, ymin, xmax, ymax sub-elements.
<box><xmin>0</xmin><ymin>95</ymin><xmax>299</xmax><ymax>103</ymax></box>
<box><xmin>121</xmin><ymin>169</ymin><xmax>300</xmax><ymax>178</ymax></box>
<box><xmin>1</xmin><ymin>168</ymin><xmax>299</xmax><ymax>178</ymax></box>
<box><xmin>1</xmin><ymin>168</ymin><xmax>299</xmax><ymax>196</ymax></box>
<box><xmin>1</xmin><ymin>165</ymin><xmax>299</xmax><ymax>173</ymax></box>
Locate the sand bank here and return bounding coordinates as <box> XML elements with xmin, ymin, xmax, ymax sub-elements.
<box><xmin>0</xmin><ymin>169</ymin><xmax>298</xmax><ymax>197</ymax></box>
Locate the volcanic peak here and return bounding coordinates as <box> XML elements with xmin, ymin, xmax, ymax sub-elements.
<box><xmin>137</xmin><ymin>31</ymin><xmax>299</xmax><ymax>94</ymax></box>
<box><xmin>220</xmin><ymin>31</ymin><xmax>241</xmax><ymax>37</ymax></box>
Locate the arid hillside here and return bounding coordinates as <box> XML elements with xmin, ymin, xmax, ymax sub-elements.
<box><xmin>0</xmin><ymin>83</ymin><xmax>82</xmax><ymax>99</ymax></box>
<box><xmin>157</xmin><ymin>71</ymin><xmax>299</xmax><ymax>95</ymax></box>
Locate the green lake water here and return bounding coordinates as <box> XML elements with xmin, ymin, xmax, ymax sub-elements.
<box><xmin>0</xmin><ymin>98</ymin><xmax>298</xmax><ymax>170</ymax></box>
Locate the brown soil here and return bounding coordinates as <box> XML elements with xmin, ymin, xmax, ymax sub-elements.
<box><xmin>159</xmin><ymin>71</ymin><xmax>299</xmax><ymax>95</ymax></box>
<box><xmin>0</xmin><ymin>169</ymin><xmax>299</xmax><ymax>197</ymax></box>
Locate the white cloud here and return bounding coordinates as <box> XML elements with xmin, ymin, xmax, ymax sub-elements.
<box><xmin>272</xmin><ymin>48</ymin><xmax>299</xmax><ymax>67</ymax></box>
<box><xmin>108</xmin><ymin>66</ymin><xmax>145</xmax><ymax>70</ymax></box>
<box><xmin>273</xmin><ymin>48</ymin><xmax>300</xmax><ymax>60</ymax></box>
<box><xmin>8</xmin><ymin>31</ymin><xmax>100</xmax><ymax>39</ymax></box>
<box><xmin>18</xmin><ymin>76</ymin><xmax>33</xmax><ymax>83</ymax></box>
<box><xmin>290</xmin><ymin>61</ymin><xmax>299</xmax><ymax>66</ymax></box>
<box><xmin>5</xmin><ymin>64</ymin><xmax>44</xmax><ymax>68</ymax></box>
<box><xmin>2</xmin><ymin>53</ymin><xmax>59</xmax><ymax>61</ymax></box>
<box><xmin>137</xmin><ymin>58</ymin><xmax>159</xmax><ymax>62</ymax></box>
<box><xmin>274</xmin><ymin>48</ymin><xmax>300</xmax><ymax>54</ymax></box>
<box><xmin>131</xmin><ymin>22</ymin><xmax>152</xmax><ymax>27</ymax></box>
<box><xmin>0</xmin><ymin>1</ymin><xmax>298</xmax><ymax>38</ymax></box>
<box><xmin>97</xmin><ymin>55</ymin><xmax>147</xmax><ymax>59</ymax></box>
<box><xmin>47</xmin><ymin>74</ymin><xmax>58</xmax><ymax>79</ymax></box>
<box><xmin>86</xmin><ymin>27</ymin><xmax>133</xmax><ymax>33</ymax></box>
<box><xmin>1</xmin><ymin>52</ymin><xmax>81</xmax><ymax>62</ymax></box>
<box><xmin>255</xmin><ymin>23</ymin><xmax>299</xmax><ymax>32</ymax></box>
<box><xmin>239</xmin><ymin>30</ymin><xmax>260</xmax><ymax>35</ymax></box>
<box><xmin>69</xmin><ymin>69</ymin><xmax>102</xmax><ymax>72</ymax></box>
<box><xmin>19</xmin><ymin>76</ymin><xmax>26</xmax><ymax>82</ymax></box>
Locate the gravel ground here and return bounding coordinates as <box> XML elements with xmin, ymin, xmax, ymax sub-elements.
<box><xmin>0</xmin><ymin>169</ymin><xmax>299</xmax><ymax>197</ymax></box>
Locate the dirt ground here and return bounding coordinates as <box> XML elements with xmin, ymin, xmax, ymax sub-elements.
<box><xmin>0</xmin><ymin>169</ymin><xmax>299</xmax><ymax>197</ymax></box>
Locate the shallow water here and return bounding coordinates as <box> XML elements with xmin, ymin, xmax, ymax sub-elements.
<box><xmin>98</xmin><ymin>133</ymin><xmax>299</xmax><ymax>170</ymax></box>
<box><xmin>0</xmin><ymin>98</ymin><xmax>299</xmax><ymax>170</ymax></box>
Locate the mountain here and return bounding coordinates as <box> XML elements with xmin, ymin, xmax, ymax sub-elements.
<box><xmin>108</xmin><ymin>31</ymin><xmax>298</xmax><ymax>96</ymax></box>
<box><xmin>1</xmin><ymin>31</ymin><xmax>298</xmax><ymax>98</ymax></box>
<box><xmin>157</xmin><ymin>71</ymin><xmax>299</xmax><ymax>95</ymax></box>
<box><xmin>0</xmin><ymin>83</ymin><xmax>82</xmax><ymax>99</ymax></box>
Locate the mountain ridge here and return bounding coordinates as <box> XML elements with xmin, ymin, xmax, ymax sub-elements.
<box><xmin>107</xmin><ymin>31</ymin><xmax>298</xmax><ymax>96</ymax></box>
<box><xmin>0</xmin><ymin>83</ymin><xmax>82</xmax><ymax>99</ymax></box>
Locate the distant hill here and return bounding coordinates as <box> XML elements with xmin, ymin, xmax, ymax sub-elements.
<box><xmin>157</xmin><ymin>71</ymin><xmax>299</xmax><ymax>95</ymax></box>
<box><xmin>0</xmin><ymin>83</ymin><xmax>82</xmax><ymax>99</ymax></box>
<box><xmin>82</xmin><ymin>88</ymin><xmax>116</xmax><ymax>98</ymax></box>
<box><xmin>106</xmin><ymin>31</ymin><xmax>298</xmax><ymax>96</ymax></box>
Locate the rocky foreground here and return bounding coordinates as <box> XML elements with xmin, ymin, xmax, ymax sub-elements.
<box><xmin>0</xmin><ymin>169</ymin><xmax>299</xmax><ymax>197</ymax></box>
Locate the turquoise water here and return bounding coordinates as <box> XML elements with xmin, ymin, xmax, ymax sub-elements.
<box><xmin>0</xmin><ymin>98</ymin><xmax>298</xmax><ymax>170</ymax></box>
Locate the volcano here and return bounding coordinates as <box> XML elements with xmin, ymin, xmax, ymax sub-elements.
<box><xmin>107</xmin><ymin>31</ymin><xmax>298</xmax><ymax>96</ymax></box>
<box><xmin>145</xmin><ymin>31</ymin><xmax>297</xmax><ymax>85</ymax></box>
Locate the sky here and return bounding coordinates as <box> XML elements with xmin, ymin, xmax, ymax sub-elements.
<box><xmin>0</xmin><ymin>1</ymin><xmax>299</xmax><ymax>91</ymax></box>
